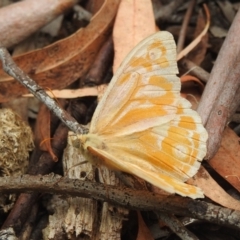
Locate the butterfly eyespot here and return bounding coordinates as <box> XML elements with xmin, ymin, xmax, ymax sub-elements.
<box><xmin>149</xmin><ymin>48</ymin><xmax>162</xmax><ymax>61</ymax></box>
<box><xmin>173</xmin><ymin>144</ymin><xmax>189</xmax><ymax>160</ymax></box>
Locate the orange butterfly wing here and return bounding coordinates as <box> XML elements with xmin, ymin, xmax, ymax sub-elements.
<box><xmin>79</xmin><ymin>31</ymin><xmax>208</xmax><ymax>199</ymax></box>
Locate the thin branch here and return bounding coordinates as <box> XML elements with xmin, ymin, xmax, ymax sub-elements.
<box><xmin>84</xmin><ymin>35</ymin><xmax>113</xmax><ymax>85</ymax></box>
<box><xmin>0</xmin><ymin>47</ymin><xmax>86</xmax><ymax>134</ymax></box>
<box><xmin>1</xmin><ymin>174</ymin><xmax>240</xmax><ymax>229</ymax></box>
<box><xmin>157</xmin><ymin>212</ymin><xmax>199</xmax><ymax>240</ymax></box>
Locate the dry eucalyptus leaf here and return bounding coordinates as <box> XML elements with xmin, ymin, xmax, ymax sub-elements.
<box><xmin>0</xmin><ymin>0</ymin><xmax>120</xmax><ymax>102</ymax></box>
<box><xmin>113</xmin><ymin>0</ymin><xmax>156</xmax><ymax>72</ymax></box>
<box><xmin>209</xmin><ymin>127</ymin><xmax>240</xmax><ymax>192</ymax></box>
<box><xmin>188</xmin><ymin>166</ymin><xmax>240</xmax><ymax>211</ymax></box>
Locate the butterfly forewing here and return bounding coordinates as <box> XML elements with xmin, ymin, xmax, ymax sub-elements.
<box><xmin>79</xmin><ymin>31</ymin><xmax>208</xmax><ymax>199</ymax></box>
<box><xmin>90</xmin><ymin>32</ymin><xmax>180</xmax><ymax>136</ymax></box>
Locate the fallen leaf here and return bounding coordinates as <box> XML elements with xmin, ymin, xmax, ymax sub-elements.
<box><xmin>188</xmin><ymin>166</ymin><xmax>240</xmax><ymax>210</ymax></box>
<box><xmin>209</xmin><ymin>127</ymin><xmax>240</xmax><ymax>192</ymax></box>
<box><xmin>0</xmin><ymin>0</ymin><xmax>120</xmax><ymax>102</ymax></box>
<box><xmin>85</xmin><ymin>0</ymin><xmax>105</xmax><ymax>14</ymax></box>
<box><xmin>113</xmin><ymin>0</ymin><xmax>156</xmax><ymax>72</ymax></box>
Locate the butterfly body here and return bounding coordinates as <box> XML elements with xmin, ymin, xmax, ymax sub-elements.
<box><xmin>77</xmin><ymin>31</ymin><xmax>208</xmax><ymax>199</ymax></box>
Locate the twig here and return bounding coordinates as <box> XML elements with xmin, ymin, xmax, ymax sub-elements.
<box><xmin>84</xmin><ymin>35</ymin><xmax>113</xmax><ymax>86</ymax></box>
<box><xmin>177</xmin><ymin>0</ymin><xmax>196</xmax><ymax>53</ymax></box>
<box><xmin>157</xmin><ymin>212</ymin><xmax>199</xmax><ymax>240</ymax></box>
<box><xmin>1</xmin><ymin>174</ymin><xmax>240</xmax><ymax>229</ymax></box>
<box><xmin>0</xmin><ymin>47</ymin><xmax>86</xmax><ymax>134</ymax></box>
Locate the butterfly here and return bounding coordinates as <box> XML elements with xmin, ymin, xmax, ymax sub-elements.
<box><xmin>76</xmin><ymin>31</ymin><xmax>208</xmax><ymax>199</ymax></box>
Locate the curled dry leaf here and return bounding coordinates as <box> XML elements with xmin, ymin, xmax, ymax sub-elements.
<box><xmin>177</xmin><ymin>4</ymin><xmax>210</xmax><ymax>61</ymax></box>
<box><xmin>35</xmin><ymin>104</ymin><xmax>58</xmax><ymax>162</ymax></box>
<box><xmin>0</xmin><ymin>0</ymin><xmax>78</xmax><ymax>48</ymax></box>
<box><xmin>180</xmin><ymin>75</ymin><xmax>205</xmax><ymax>110</ymax></box>
<box><xmin>0</xmin><ymin>0</ymin><xmax>120</xmax><ymax>102</ymax></box>
<box><xmin>187</xmin><ymin>8</ymin><xmax>209</xmax><ymax>65</ymax></box>
<box><xmin>180</xmin><ymin>75</ymin><xmax>205</xmax><ymax>91</ymax></box>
